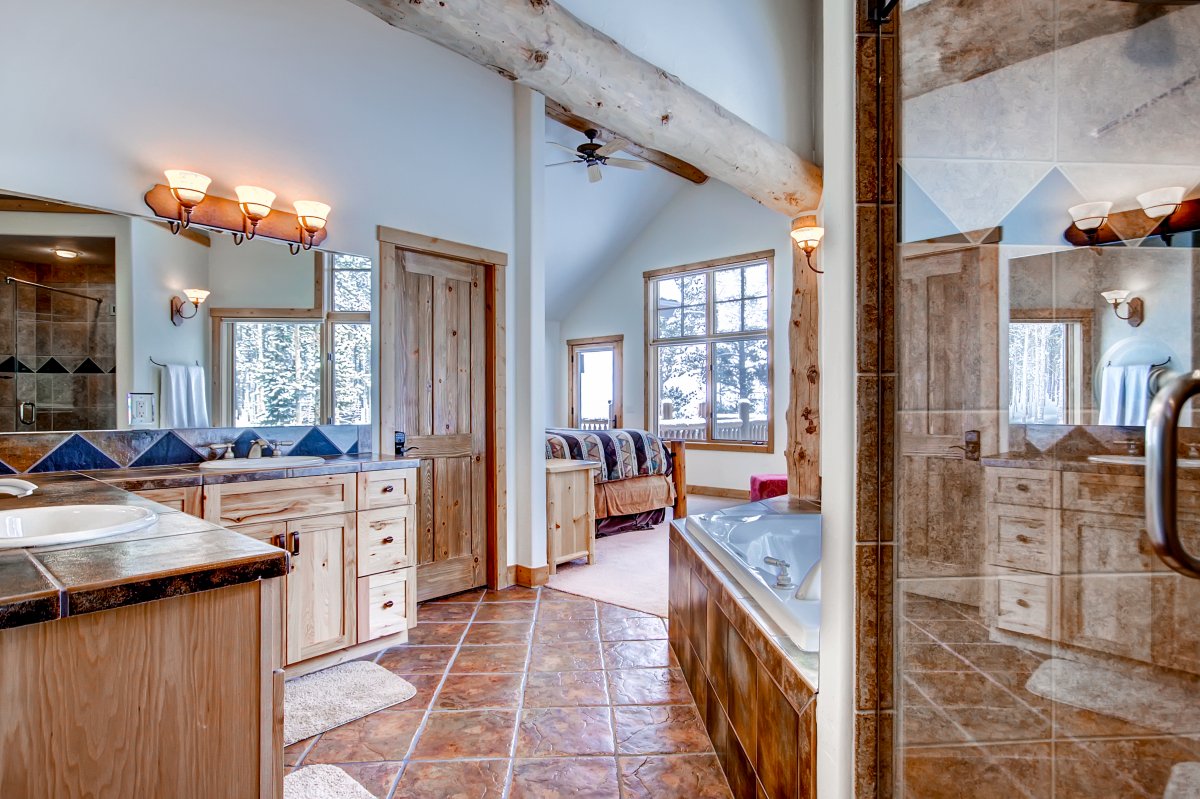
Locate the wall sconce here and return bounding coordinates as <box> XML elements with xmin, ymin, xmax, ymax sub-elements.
<box><xmin>291</xmin><ymin>200</ymin><xmax>331</xmax><ymax>254</ymax></box>
<box><xmin>163</xmin><ymin>170</ymin><xmax>212</xmax><ymax>234</ymax></box>
<box><xmin>1137</xmin><ymin>186</ymin><xmax>1185</xmax><ymax>219</ymax></box>
<box><xmin>1101</xmin><ymin>289</ymin><xmax>1143</xmax><ymax>328</ymax></box>
<box><xmin>232</xmin><ymin>186</ymin><xmax>275</xmax><ymax>244</ymax></box>
<box><xmin>170</xmin><ymin>288</ymin><xmax>210</xmax><ymax>326</ymax></box>
<box><xmin>1068</xmin><ymin>201</ymin><xmax>1112</xmax><ymax>244</ymax></box>
<box><xmin>791</xmin><ymin>225</ymin><xmax>826</xmax><ymax>274</ymax></box>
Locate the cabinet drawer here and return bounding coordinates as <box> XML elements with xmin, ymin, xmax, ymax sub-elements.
<box><xmin>996</xmin><ymin>575</ymin><xmax>1053</xmax><ymax>638</ymax></box>
<box><xmin>135</xmin><ymin>486</ymin><xmax>202</xmax><ymax>516</ymax></box>
<box><xmin>358</xmin><ymin>468</ymin><xmax>418</xmax><ymax>510</ymax></box>
<box><xmin>204</xmin><ymin>474</ymin><xmax>357</xmax><ymax>526</ymax></box>
<box><xmin>356</xmin><ymin>568</ymin><xmax>415</xmax><ymax>642</ymax></box>
<box><xmin>357</xmin><ymin>506</ymin><xmax>414</xmax><ymax>576</ymax></box>
<box><xmin>985</xmin><ymin>468</ymin><xmax>1057</xmax><ymax>509</ymax></box>
<box><xmin>988</xmin><ymin>503</ymin><xmax>1058</xmax><ymax>573</ymax></box>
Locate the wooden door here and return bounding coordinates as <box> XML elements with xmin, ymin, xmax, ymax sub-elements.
<box><xmin>898</xmin><ymin>239</ymin><xmax>1000</xmax><ymax>589</ymax></box>
<box><xmin>285</xmin><ymin>513</ymin><xmax>356</xmax><ymax>665</ymax></box>
<box><xmin>385</xmin><ymin>249</ymin><xmax>488</xmax><ymax>600</ymax></box>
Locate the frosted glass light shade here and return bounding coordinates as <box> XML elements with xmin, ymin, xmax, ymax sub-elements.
<box><xmin>234</xmin><ymin>186</ymin><xmax>275</xmax><ymax>220</ymax></box>
<box><xmin>791</xmin><ymin>226</ymin><xmax>825</xmax><ymax>248</ymax></box>
<box><xmin>1137</xmin><ymin>186</ymin><xmax>1185</xmax><ymax>219</ymax></box>
<box><xmin>1101</xmin><ymin>289</ymin><xmax>1131</xmax><ymax>306</ymax></box>
<box><xmin>52</xmin><ymin>248</ymin><xmax>78</xmax><ymax>259</ymax></box>
<box><xmin>183</xmin><ymin>289</ymin><xmax>210</xmax><ymax>305</ymax></box>
<box><xmin>1069</xmin><ymin>202</ymin><xmax>1112</xmax><ymax>231</ymax></box>
<box><xmin>164</xmin><ymin>170</ymin><xmax>211</xmax><ymax>207</ymax></box>
<box><xmin>293</xmin><ymin>200</ymin><xmax>331</xmax><ymax>231</ymax></box>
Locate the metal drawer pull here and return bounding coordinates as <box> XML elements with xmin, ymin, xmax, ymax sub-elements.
<box><xmin>382</xmin><ymin>600</ymin><xmax>395</xmax><ymax>609</ymax></box>
<box><xmin>1015</xmin><ymin>534</ymin><xmax>1032</xmax><ymax>544</ymax></box>
<box><xmin>382</xmin><ymin>536</ymin><xmax>395</xmax><ymax>544</ymax></box>
<box><xmin>1147</xmin><ymin>371</ymin><xmax>1200</xmax><ymax>579</ymax></box>
<box><xmin>291</xmin><ymin>532</ymin><xmax>301</xmax><ymax>558</ymax></box>
<box><xmin>1016</xmin><ymin>598</ymin><xmax>1030</xmax><ymax>608</ymax></box>
<box><xmin>382</xmin><ymin>485</ymin><xmax>395</xmax><ymax>493</ymax></box>
<box><xmin>1017</xmin><ymin>483</ymin><xmax>1030</xmax><ymax>492</ymax></box>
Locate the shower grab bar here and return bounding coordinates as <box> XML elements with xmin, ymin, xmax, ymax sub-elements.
<box><xmin>4</xmin><ymin>276</ymin><xmax>102</xmax><ymax>304</ymax></box>
<box><xmin>1146</xmin><ymin>370</ymin><xmax>1200</xmax><ymax>579</ymax></box>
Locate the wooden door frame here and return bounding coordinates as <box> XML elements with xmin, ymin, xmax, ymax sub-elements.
<box><xmin>377</xmin><ymin>226</ymin><xmax>509</xmax><ymax>591</ymax></box>
<box><xmin>566</xmin><ymin>334</ymin><xmax>624</xmax><ymax>428</ymax></box>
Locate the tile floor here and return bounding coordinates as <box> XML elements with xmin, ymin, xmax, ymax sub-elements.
<box><xmin>286</xmin><ymin>586</ymin><xmax>733</xmax><ymax>799</ymax></box>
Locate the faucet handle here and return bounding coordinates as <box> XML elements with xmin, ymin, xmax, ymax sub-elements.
<box><xmin>270</xmin><ymin>440</ymin><xmax>294</xmax><ymax>457</ymax></box>
<box><xmin>1114</xmin><ymin>438</ymin><xmax>1142</xmax><ymax>455</ymax></box>
<box><xmin>207</xmin><ymin>443</ymin><xmax>234</xmax><ymax>460</ymax></box>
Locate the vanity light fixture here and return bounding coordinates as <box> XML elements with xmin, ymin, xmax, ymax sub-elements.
<box><xmin>163</xmin><ymin>170</ymin><xmax>212</xmax><ymax>234</ymax></box>
<box><xmin>791</xmin><ymin>225</ymin><xmax>826</xmax><ymax>274</ymax></box>
<box><xmin>170</xmin><ymin>288</ymin><xmax>210</xmax><ymax>326</ymax></box>
<box><xmin>232</xmin><ymin>186</ymin><xmax>275</xmax><ymax>245</ymax></box>
<box><xmin>1068</xmin><ymin>201</ymin><xmax>1112</xmax><ymax>244</ymax></box>
<box><xmin>290</xmin><ymin>200</ymin><xmax>331</xmax><ymax>254</ymax></box>
<box><xmin>1101</xmin><ymin>289</ymin><xmax>1143</xmax><ymax>328</ymax></box>
<box><xmin>52</xmin><ymin>248</ymin><xmax>79</xmax><ymax>259</ymax></box>
<box><xmin>1137</xmin><ymin>186</ymin><xmax>1185</xmax><ymax>219</ymax></box>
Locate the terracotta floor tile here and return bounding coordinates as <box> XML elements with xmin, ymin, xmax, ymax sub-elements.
<box><xmin>600</xmin><ymin>603</ymin><xmax>658</xmax><ymax>621</ymax></box>
<box><xmin>618</xmin><ymin>754</ymin><xmax>734</xmax><ymax>798</ymax></box>
<box><xmin>435</xmin><ymin>673</ymin><xmax>525</xmax><ymax>709</ymax></box>
<box><xmin>332</xmin><ymin>760</ymin><xmax>404</xmax><ymax>797</ymax></box>
<box><xmin>614</xmin><ymin>705</ymin><xmax>714</xmax><ymax>755</ymax></box>
<box><xmin>304</xmin><ymin>710</ymin><xmax>425</xmax><ymax>763</ymax></box>
<box><xmin>392</xmin><ymin>759</ymin><xmax>509</xmax><ymax>799</ymax></box>
<box><xmin>451</xmin><ymin>644</ymin><xmax>529</xmax><ymax>673</ymax></box>
<box><xmin>405</xmin><ymin>622</ymin><xmax>469</xmax><ymax>646</ymax></box>
<box><xmin>603</xmin><ymin>640</ymin><xmax>677</xmax><ymax>670</ymax></box>
<box><xmin>541</xmin><ymin>588</ymin><xmax>595</xmax><ymax>603</ymax></box>
<box><xmin>376</xmin><ymin>672</ymin><xmax>441</xmax><ymax>709</ymax></box>
<box><xmin>538</xmin><ymin>600</ymin><xmax>599</xmax><ymax>621</ymax></box>
<box><xmin>601</xmin><ymin>617</ymin><xmax>668</xmax><ymax>642</ymax></box>
<box><xmin>410</xmin><ymin>710</ymin><xmax>517</xmax><ymax>760</ymax></box>
<box><xmin>607</xmin><ymin>668</ymin><xmax>692</xmax><ymax>706</ymax></box>
<box><xmin>376</xmin><ymin>645</ymin><xmax>456</xmax><ymax>675</ymax></box>
<box><xmin>283</xmin><ymin>736</ymin><xmax>316</xmax><ymax>767</ymax></box>
<box><xmin>463</xmin><ymin>620</ymin><xmax>533</xmax><ymax>646</ymax></box>
<box><xmin>524</xmin><ymin>670</ymin><xmax>611</xmax><ymax>707</ymax></box>
<box><xmin>474</xmin><ymin>601</ymin><xmax>537</xmax><ymax>623</ymax></box>
<box><xmin>535</xmin><ymin>619</ymin><xmax>601</xmax><ymax>643</ymax></box>
<box><xmin>530</xmin><ymin>640</ymin><xmax>604</xmax><ymax>672</ymax></box>
<box><xmin>516</xmin><ymin>707</ymin><xmax>616</xmax><ymax>757</ymax></box>
<box><xmin>510</xmin><ymin>757</ymin><xmax>621</xmax><ymax>799</ymax></box>
<box><xmin>427</xmin><ymin>588</ymin><xmax>485</xmax><ymax>604</ymax></box>
<box><xmin>416</xmin><ymin>603</ymin><xmax>477</xmax><ymax>623</ymax></box>
<box><xmin>483</xmin><ymin>586</ymin><xmax>541</xmax><ymax>602</ymax></box>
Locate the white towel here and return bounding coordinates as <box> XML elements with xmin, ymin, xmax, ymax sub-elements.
<box><xmin>1121</xmin><ymin>364</ymin><xmax>1151</xmax><ymax>426</ymax></box>
<box><xmin>1098</xmin><ymin>365</ymin><xmax>1126</xmax><ymax>426</ymax></box>
<box><xmin>160</xmin><ymin>364</ymin><xmax>209</xmax><ymax>428</ymax></box>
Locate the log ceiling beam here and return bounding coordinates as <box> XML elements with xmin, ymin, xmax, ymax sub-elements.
<box><xmin>348</xmin><ymin>0</ymin><xmax>821</xmax><ymax>215</ymax></box>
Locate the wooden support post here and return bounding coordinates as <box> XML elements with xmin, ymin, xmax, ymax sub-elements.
<box><xmin>788</xmin><ymin>216</ymin><xmax>821</xmax><ymax>502</ymax></box>
<box><xmin>666</xmin><ymin>439</ymin><xmax>687</xmax><ymax>519</ymax></box>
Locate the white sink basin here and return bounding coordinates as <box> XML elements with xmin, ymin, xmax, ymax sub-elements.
<box><xmin>199</xmin><ymin>456</ymin><xmax>326</xmax><ymax>472</ymax></box>
<box><xmin>1087</xmin><ymin>454</ymin><xmax>1200</xmax><ymax>469</ymax></box>
<box><xmin>0</xmin><ymin>505</ymin><xmax>158</xmax><ymax>549</ymax></box>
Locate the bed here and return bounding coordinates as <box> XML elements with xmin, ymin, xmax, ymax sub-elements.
<box><xmin>545</xmin><ymin>428</ymin><xmax>686</xmax><ymax>534</ymax></box>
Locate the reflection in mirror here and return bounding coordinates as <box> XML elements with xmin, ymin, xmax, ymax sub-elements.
<box><xmin>0</xmin><ymin>192</ymin><xmax>373</xmax><ymax>432</ymax></box>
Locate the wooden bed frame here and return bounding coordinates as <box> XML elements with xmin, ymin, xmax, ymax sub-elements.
<box><xmin>666</xmin><ymin>439</ymin><xmax>687</xmax><ymax>519</ymax></box>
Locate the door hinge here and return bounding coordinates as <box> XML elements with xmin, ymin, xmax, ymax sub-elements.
<box><xmin>870</xmin><ymin>0</ymin><xmax>899</xmax><ymax>24</ymax></box>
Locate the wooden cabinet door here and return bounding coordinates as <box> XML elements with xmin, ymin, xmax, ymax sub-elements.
<box><xmin>383</xmin><ymin>248</ymin><xmax>488</xmax><ymax>600</ymax></box>
<box><xmin>285</xmin><ymin>513</ymin><xmax>356</xmax><ymax>665</ymax></box>
<box><xmin>136</xmin><ymin>486</ymin><xmax>202</xmax><ymax>516</ymax></box>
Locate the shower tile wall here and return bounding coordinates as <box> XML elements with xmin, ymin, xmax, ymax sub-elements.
<box><xmin>0</xmin><ymin>259</ymin><xmax>116</xmax><ymax>432</ymax></box>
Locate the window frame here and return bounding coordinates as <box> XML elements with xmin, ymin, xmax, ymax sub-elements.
<box><xmin>1008</xmin><ymin>307</ymin><xmax>1093</xmax><ymax>426</ymax></box>
<box><xmin>643</xmin><ymin>250</ymin><xmax>775</xmax><ymax>453</ymax></box>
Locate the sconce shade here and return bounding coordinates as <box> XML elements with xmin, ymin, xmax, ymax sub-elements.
<box><xmin>164</xmin><ymin>170</ymin><xmax>212</xmax><ymax>207</ymax></box>
<box><xmin>1101</xmin><ymin>289</ymin><xmax>1131</xmax><ymax>306</ymax></box>
<box><xmin>791</xmin><ymin>226</ymin><xmax>825</xmax><ymax>248</ymax></box>
<box><xmin>1137</xmin><ymin>186</ymin><xmax>1185</xmax><ymax>219</ymax></box>
<box><xmin>183</xmin><ymin>289</ymin><xmax>210</xmax><ymax>305</ymax></box>
<box><xmin>234</xmin><ymin>186</ymin><xmax>276</xmax><ymax>221</ymax></box>
<box><xmin>1069</xmin><ymin>201</ymin><xmax>1112</xmax><ymax>232</ymax></box>
<box><xmin>293</xmin><ymin>200</ymin><xmax>331</xmax><ymax>232</ymax></box>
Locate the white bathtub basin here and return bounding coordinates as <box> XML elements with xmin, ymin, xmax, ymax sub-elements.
<box><xmin>0</xmin><ymin>505</ymin><xmax>157</xmax><ymax>549</ymax></box>
<box><xmin>199</xmin><ymin>456</ymin><xmax>325</xmax><ymax>472</ymax></box>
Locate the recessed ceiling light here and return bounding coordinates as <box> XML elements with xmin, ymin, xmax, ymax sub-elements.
<box><xmin>52</xmin><ymin>248</ymin><xmax>78</xmax><ymax>259</ymax></box>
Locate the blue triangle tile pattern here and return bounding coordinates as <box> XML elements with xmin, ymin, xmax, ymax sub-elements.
<box><xmin>73</xmin><ymin>357</ymin><xmax>105</xmax><ymax>374</ymax></box>
<box><xmin>30</xmin><ymin>434</ymin><xmax>120</xmax><ymax>473</ymax></box>
<box><xmin>0</xmin><ymin>460</ymin><xmax>16</xmax><ymax>475</ymax></box>
<box><xmin>290</xmin><ymin>428</ymin><xmax>343</xmax><ymax>457</ymax></box>
<box><xmin>36</xmin><ymin>357</ymin><xmax>67</xmax><ymax>374</ymax></box>
<box><xmin>129</xmin><ymin>432</ymin><xmax>205</xmax><ymax>468</ymax></box>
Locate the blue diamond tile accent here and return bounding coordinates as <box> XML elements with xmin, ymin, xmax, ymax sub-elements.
<box><xmin>129</xmin><ymin>432</ymin><xmax>205</xmax><ymax>468</ymax></box>
<box><xmin>290</xmin><ymin>428</ymin><xmax>342</xmax><ymax>458</ymax></box>
<box><xmin>30</xmin><ymin>434</ymin><xmax>120</xmax><ymax>473</ymax></box>
<box><xmin>0</xmin><ymin>460</ymin><xmax>15</xmax><ymax>475</ymax></box>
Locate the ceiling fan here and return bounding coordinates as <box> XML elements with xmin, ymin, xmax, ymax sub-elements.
<box><xmin>547</xmin><ymin>128</ymin><xmax>648</xmax><ymax>183</ymax></box>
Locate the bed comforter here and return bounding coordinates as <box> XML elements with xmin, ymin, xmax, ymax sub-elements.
<box><xmin>545</xmin><ymin>428</ymin><xmax>672</xmax><ymax>484</ymax></box>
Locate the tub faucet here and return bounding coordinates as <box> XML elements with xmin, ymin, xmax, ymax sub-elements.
<box><xmin>764</xmin><ymin>556</ymin><xmax>791</xmax><ymax>588</ymax></box>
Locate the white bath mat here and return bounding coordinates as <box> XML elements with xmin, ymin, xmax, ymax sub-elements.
<box><xmin>1025</xmin><ymin>658</ymin><xmax>1200</xmax><ymax>736</ymax></box>
<box><xmin>284</xmin><ymin>661</ymin><xmax>416</xmax><ymax>745</ymax></box>
<box><xmin>285</xmin><ymin>765</ymin><xmax>375</xmax><ymax>799</ymax></box>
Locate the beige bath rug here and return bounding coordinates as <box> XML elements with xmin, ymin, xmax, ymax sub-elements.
<box><xmin>1165</xmin><ymin>763</ymin><xmax>1200</xmax><ymax>799</ymax></box>
<box><xmin>1025</xmin><ymin>658</ymin><xmax>1200</xmax><ymax>736</ymax></box>
<box><xmin>285</xmin><ymin>765</ymin><xmax>375</xmax><ymax>799</ymax></box>
<box><xmin>284</xmin><ymin>660</ymin><xmax>415</xmax><ymax>745</ymax></box>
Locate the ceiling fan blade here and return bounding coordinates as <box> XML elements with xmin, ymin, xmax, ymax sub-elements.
<box><xmin>546</xmin><ymin>160</ymin><xmax>580</xmax><ymax>167</ymax></box>
<box><xmin>548</xmin><ymin>141</ymin><xmax>580</xmax><ymax>155</ymax></box>
<box><xmin>587</xmin><ymin>163</ymin><xmax>603</xmax><ymax>183</ymax></box>
<box><xmin>606</xmin><ymin>157</ymin><xmax>648</xmax><ymax>170</ymax></box>
<box><xmin>595</xmin><ymin>138</ymin><xmax>629</xmax><ymax>157</ymax></box>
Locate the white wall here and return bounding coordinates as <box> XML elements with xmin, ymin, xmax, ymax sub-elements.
<box><xmin>556</xmin><ymin>180</ymin><xmax>793</xmax><ymax>492</ymax></box>
<box><xmin>545</xmin><ymin>320</ymin><xmax>565</xmax><ymax>426</ymax></box>
<box><xmin>206</xmin><ymin>235</ymin><xmax>317</xmax><ymax>309</ymax></box>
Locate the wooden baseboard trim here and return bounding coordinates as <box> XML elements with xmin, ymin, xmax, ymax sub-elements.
<box><xmin>510</xmin><ymin>563</ymin><xmax>550</xmax><ymax>588</ymax></box>
<box><xmin>687</xmin><ymin>484</ymin><xmax>751</xmax><ymax>500</ymax></box>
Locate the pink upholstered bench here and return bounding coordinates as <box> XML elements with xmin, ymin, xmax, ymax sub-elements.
<box><xmin>750</xmin><ymin>473</ymin><xmax>788</xmax><ymax>502</ymax></box>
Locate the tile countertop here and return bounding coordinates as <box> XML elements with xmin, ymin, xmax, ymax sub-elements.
<box><xmin>980</xmin><ymin>450</ymin><xmax>1200</xmax><ymax>478</ymax></box>
<box><xmin>0</xmin><ymin>455</ymin><xmax>419</xmax><ymax>632</ymax></box>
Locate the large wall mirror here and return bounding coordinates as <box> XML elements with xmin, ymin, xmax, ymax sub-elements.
<box><xmin>0</xmin><ymin>192</ymin><xmax>373</xmax><ymax>433</ymax></box>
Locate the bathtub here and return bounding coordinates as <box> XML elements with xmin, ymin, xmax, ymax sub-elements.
<box><xmin>684</xmin><ymin>500</ymin><xmax>821</xmax><ymax>652</ymax></box>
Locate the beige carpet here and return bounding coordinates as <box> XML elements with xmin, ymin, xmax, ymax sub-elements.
<box><xmin>285</xmin><ymin>765</ymin><xmax>375</xmax><ymax>799</ymax></box>
<box><xmin>284</xmin><ymin>661</ymin><xmax>415</xmax><ymax>745</ymax></box>
<box><xmin>547</xmin><ymin>494</ymin><xmax>741</xmax><ymax>617</ymax></box>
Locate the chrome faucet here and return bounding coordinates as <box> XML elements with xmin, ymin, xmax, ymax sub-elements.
<box><xmin>764</xmin><ymin>556</ymin><xmax>791</xmax><ymax>588</ymax></box>
<box><xmin>248</xmin><ymin>438</ymin><xmax>270</xmax><ymax>459</ymax></box>
<box><xmin>1115</xmin><ymin>438</ymin><xmax>1142</xmax><ymax>456</ymax></box>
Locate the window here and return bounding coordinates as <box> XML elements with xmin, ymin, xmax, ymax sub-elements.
<box><xmin>645</xmin><ymin>252</ymin><xmax>773</xmax><ymax>451</ymax></box>
<box><xmin>1008</xmin><ymin>310</ymin><xmax>1091</xmax><ymax>426</ymax></box>
<box><xmin>220</xmin><ymin>253</ymin><xmax>373</xmax><ymax>426</ymax></box>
